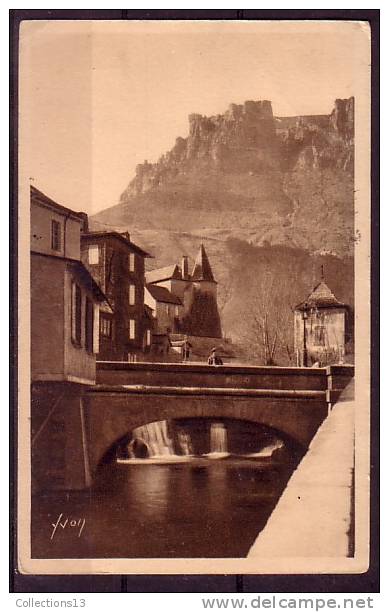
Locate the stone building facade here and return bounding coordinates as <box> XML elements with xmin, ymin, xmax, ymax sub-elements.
<box><xmin>144</xmin><ymin>283</ymin><xmax>183</xmax><ymax>334</ymax></box>
<box><xmin>81</xmin><ymin>231</ymin><xmax>154</xmax><ymax>361</ymax></box>
<box><xmin>145</xmin><ymin>244</ymin><xmax>222</xmax><ymax>339</ymax></box>
<box><xmin>294</xmin><ymin>278</ymin><xmax>349</xmax><ymax>367</ymax></box>
<box><xmin>30</xmin><ymin>186</ymin><xmax>109</xmax><ymax>491</ymax></box>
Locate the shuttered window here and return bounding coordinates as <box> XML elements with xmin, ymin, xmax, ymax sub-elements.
<box><xmin>129</xmin><ymin>284</ymin><xmax>136</xmax><ymax>306</ymax></box>
<box><xmin>88</xmin><ymin>245</ymin><xmax>99</xmax><ymax>264</ymax></box>
<box><xmin>313</xmin><ymin>324</ymin><xmax>326</xmax><ymax>346</ymax></box>
<box><xmin>71</xmin><ymin>282</ymin><xmax>82</xmax><ymax>345</ymax></box>
<box><xmin>100</xmin><ymin>316</ymin><xmax>112</xmax><ymax>338</ymax></box>
<box><xmin>129</xmin><ymin>319</ymin><xmax>136</xmax><ymax>340</ymax></box>
<box><xmin>85</xmin><ymin>296</ymin><xmax>94</xmax><ymax>353</ymax></box>
<box><xmin>51</xmin><ymin>220</ymin><xmax>61</xmax><ymax>251</ymax></box>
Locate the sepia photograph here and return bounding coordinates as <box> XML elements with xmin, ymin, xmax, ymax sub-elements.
<box><xmin>15</xmin><ymin>16</ymin><xmax>373</xmax><ymax>577</ymax></box>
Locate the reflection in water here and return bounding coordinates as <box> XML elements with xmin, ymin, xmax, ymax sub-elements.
<box><xmin>31</xmin><ymin>454</ymin><xmax>299</xmax><ymax>559</ymax></box>
<box><xmin>129</xmin><ymin>462</ymin><xmax>170</xmax><ymax>520</ymax></box>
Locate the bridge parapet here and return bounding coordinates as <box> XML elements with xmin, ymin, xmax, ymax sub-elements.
<box><xmin>89</xmin><ymin>385</ymin><xmax>326</xmax><ymax>399</ymax></box>
<box><xmin>97</xmin><ymin>362</ymin><xmax>354</xmax><ymax>392</ymax></box>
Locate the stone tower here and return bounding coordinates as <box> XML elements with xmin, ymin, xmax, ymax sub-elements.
<box><xmin>182</xmin><ymin>244</ymin><xmax>222</xmax><ymax>338</ymax></box>
<box><xmin>191</xmin><ymin>244</ymin><xmax>217</xmax><ymax>293</ymax></box>
<box><xmin>294</xmin><ymin>273</ymin><xmax>348</xmax><ymax>367</ymax></box>
<box><xmin>145</xmin><ymin>244</ymin><xmax>222</xmax><ymax>339</ymax></box>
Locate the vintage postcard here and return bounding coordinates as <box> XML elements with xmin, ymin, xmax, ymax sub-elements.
<box><xmin>16</xmin><ymin>18</ymin><xmax>372</xmax><ymax>576</ymax></box>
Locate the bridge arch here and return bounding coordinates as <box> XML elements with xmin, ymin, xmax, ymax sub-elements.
<box><xmin>83</xmin><ymin>388</ymin><xmax>328</xmax><ymax>479</ymax></box>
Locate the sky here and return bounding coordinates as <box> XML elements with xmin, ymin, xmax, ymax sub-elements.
<box><xmin>19</xmin><ymin>20</ymin><xmax>370</xmax><ymax>215</ymax></box>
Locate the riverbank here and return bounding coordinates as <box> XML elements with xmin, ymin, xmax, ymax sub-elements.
<box><xmin>248</xmin><ymin>382</ymin><xmax>355</xmax><ymax>558</ymax></box>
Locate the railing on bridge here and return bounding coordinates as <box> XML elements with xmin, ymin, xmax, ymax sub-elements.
<box><xmin>96</xmin><ymin>361</ymin><xmax>354</xmax><ymax>404</ymax></box>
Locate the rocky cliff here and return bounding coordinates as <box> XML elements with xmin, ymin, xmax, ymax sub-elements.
<box><xmin>94</xmin><ymin>97</ymin><xmax>354</xmax><ymax>253</ymax></box>
<box><xmin>91</xmin><ymin>98</ymin><xmax>355</xmax><ymax>363</ymax></box>
<box><xmin>122</xmin><ymin>98</ymin><xmax>353</xmax><ymax>198</ymax></box>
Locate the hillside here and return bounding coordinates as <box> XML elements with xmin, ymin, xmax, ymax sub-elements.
<box><xmin>91</xmin><ymin>98</ymin><xmax>355</xmax><ymax>363</ymax></box>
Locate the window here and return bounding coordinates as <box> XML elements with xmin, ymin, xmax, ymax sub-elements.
<box><xmin>71</xmin><ymin>283</ymin><xmax>82</xmax><ymax>345</ymax></box>
<box><xmin>129</xmin><ymin>319</ymin><xmax>136</xmax><ymax>340</ymax></box>
<box><xmin>129</xmin><ymin>253</ymin><xmax>135</xmax><ymax>272</ymax></box>
<box><xmin>313</xmin><ymin>324</ymin><xmax>326</xmax><ymax>346</ymax></box>
<box><xmin>93</xmin><ymin>304</ymin><xmax>100</xmax><ymax>354</ymax></box>
<box><xmin>146</xmin><ymin>329</ymin><xmax>151</xmax><ymax>346</ymax></box>
<box><xmin>100</xmin><ymin>316</ymin><xmax>112</xmax><ymax>338</ymax></box>
<box><xmin>165</xmin><ymin>304</ymin><xmax>170</xmax><ymax>315</ymax></box>
<box><xmin>88</xmin><ymin>245</ymin><xmax>99</xmax><ymax>265</ymax></box>
<box><xmin>129</xmin><ymin>284</ymin><xmax>136</xmax><ymax>306</ymax></box>
<box><xmin>175</xmin><ymin>305</ymin><xmax>179</xmax><ymax>317</ymax></box>
<box><xmin>51</xmin><ymin>220</ymin><xmax>61</xmax><ymax>251</ymax></box>
<box><xmin>85</xmin><ymin>296</ymin><xmax>94</xmax><ymax>353</ymax></box>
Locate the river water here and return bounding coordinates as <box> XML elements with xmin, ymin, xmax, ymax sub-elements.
<box><xmin>31</xmin><ymin>420</ymin><xmax>301</xmax><ymax>559</ymax></box>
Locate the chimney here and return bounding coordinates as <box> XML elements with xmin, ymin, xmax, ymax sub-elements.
<box><xmin>182</xmin><ymin>255</ymin><xmax>189</xmax><ymax>280</ymax></box>
<box><xmin>78</xmin><ymin>212</ymin><xmax>89</xmax><ymax>233</ymax></box>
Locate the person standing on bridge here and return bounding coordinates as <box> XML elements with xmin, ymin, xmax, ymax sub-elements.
<box><xmin>208</xmin><ymin>347</ymin><xmax>223</xmax><ymax>366</ymax></box>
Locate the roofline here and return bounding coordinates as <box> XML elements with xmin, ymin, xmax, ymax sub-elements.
<box><xmin>152</xmin><ymin>299</ymin><xmax>182</xmax><ymax>305</ymax></box>
<box><xmin>145</xmin><ymin>265</ymin><xmax>182</xmax><ymax>282</ymax></box>
<box><xmin>31</xmin><ymin>251</ymin><xmax>109</xmax><ymax>304</ymax></box>
<box><xmin>294</xmin><ymin>302</ymin><xmax>348</xmax><ymax>311</ymax></box>
<box><xmin>31</xmin><ymin>250</ymin><xmax>80</xmax><ymax>264</ymax></box>
<box><xmin>147</xmin><ymin>274</ymin><xmax>217</xmax><ymax>284</ymax></box>
<box><xmin>71</xmin><ymin>260</ymin><xmax>110</xmax><ymax>304</ymax></box>
<box><xmin>147</xmin><ymin>275</ymin><xmax>182</xmax><ymax>284</ymax></box>
<box><xmin>191</xmin><ymin>277</ymin><xmax>217</xmax><ymax>284</ymax></box>
<box><xmin>31</xmin><ymin>186</ymin><xmax>85</xmax><ymax>221</ymax></box>
<box><xmin>81</xmin><ymin>231</ymin><xmax>153</xmax><ymax>258</ymax></box>
<box><xmin>145</xmin><ymin>285</ymin><xmax>183</xmax><ymax>305</ymax></box>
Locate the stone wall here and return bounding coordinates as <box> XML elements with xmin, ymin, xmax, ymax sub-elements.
<box><xmin>249</xmin><ymin>381</ymin><xmax>356</xmax><ymax>559</ymax></box>
<box><xmin>96</xmin><ymin>361</ymin><xmax>335</xmax><ymax>390</ymax></box>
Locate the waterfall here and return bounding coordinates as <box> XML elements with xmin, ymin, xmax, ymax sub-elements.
<box><xmin>208</xmin><ymin>422</ymin><xmax>228</xmax><ymax>457</ymax></box>
<box><xmin>125</xmin><ymin>421</ymin><xmax>195</xmax><ymax>460</ymax></box>
<box><xmin>118</xmin><ymin>419</ymin><xmax>284</xmax><ymax>464</ymax></box>
<box><xmin>244</xmin><ymin>439</ymin><xmax>284</xmax><ymax>458</ymax></box>
<box><xmin>177</xmin><ymin>430</ymin><xmax>193</xmax><ymax>456</ymax></box>
<box><xmin>131</xmin><ymin>420</ymin><xmax>175</xmax><ymax>458</ymax></box>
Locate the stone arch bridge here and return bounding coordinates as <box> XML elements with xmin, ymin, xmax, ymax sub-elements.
<box><xmin>32</xmin><ymin>362</ymin><xmax>354</xmax><ymax>491</ymax></box>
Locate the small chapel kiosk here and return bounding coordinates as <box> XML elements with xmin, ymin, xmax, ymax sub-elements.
<box><xmin>294</xmin><ymin>272</ymin><xmax>350</xmax><ymax>367</ymax></box>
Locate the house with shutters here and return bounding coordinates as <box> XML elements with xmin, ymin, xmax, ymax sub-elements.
<box><xmin>30</xmin><ymin>186</ymin><xmax>111</xmax><ymax>490</ymax></box>
<box><xmin>80</xmin><ymin>230</ymin><xmax>154</xmax><ymax>361</ymax></box>
<box><xmin>30</xmin><ymin>186</ymin><xmax>110</xmax><ymax>385</ymax></box>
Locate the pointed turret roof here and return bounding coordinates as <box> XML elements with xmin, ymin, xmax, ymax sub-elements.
<box><xmin>295</xmin><ymin>280</ymin><xmax>346</xmax><ymax>311</ymax></box>
<box><xmin>191</xmin><ymin>244</ymin><xmax>216</xmax><ymax>282</ymax></box>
